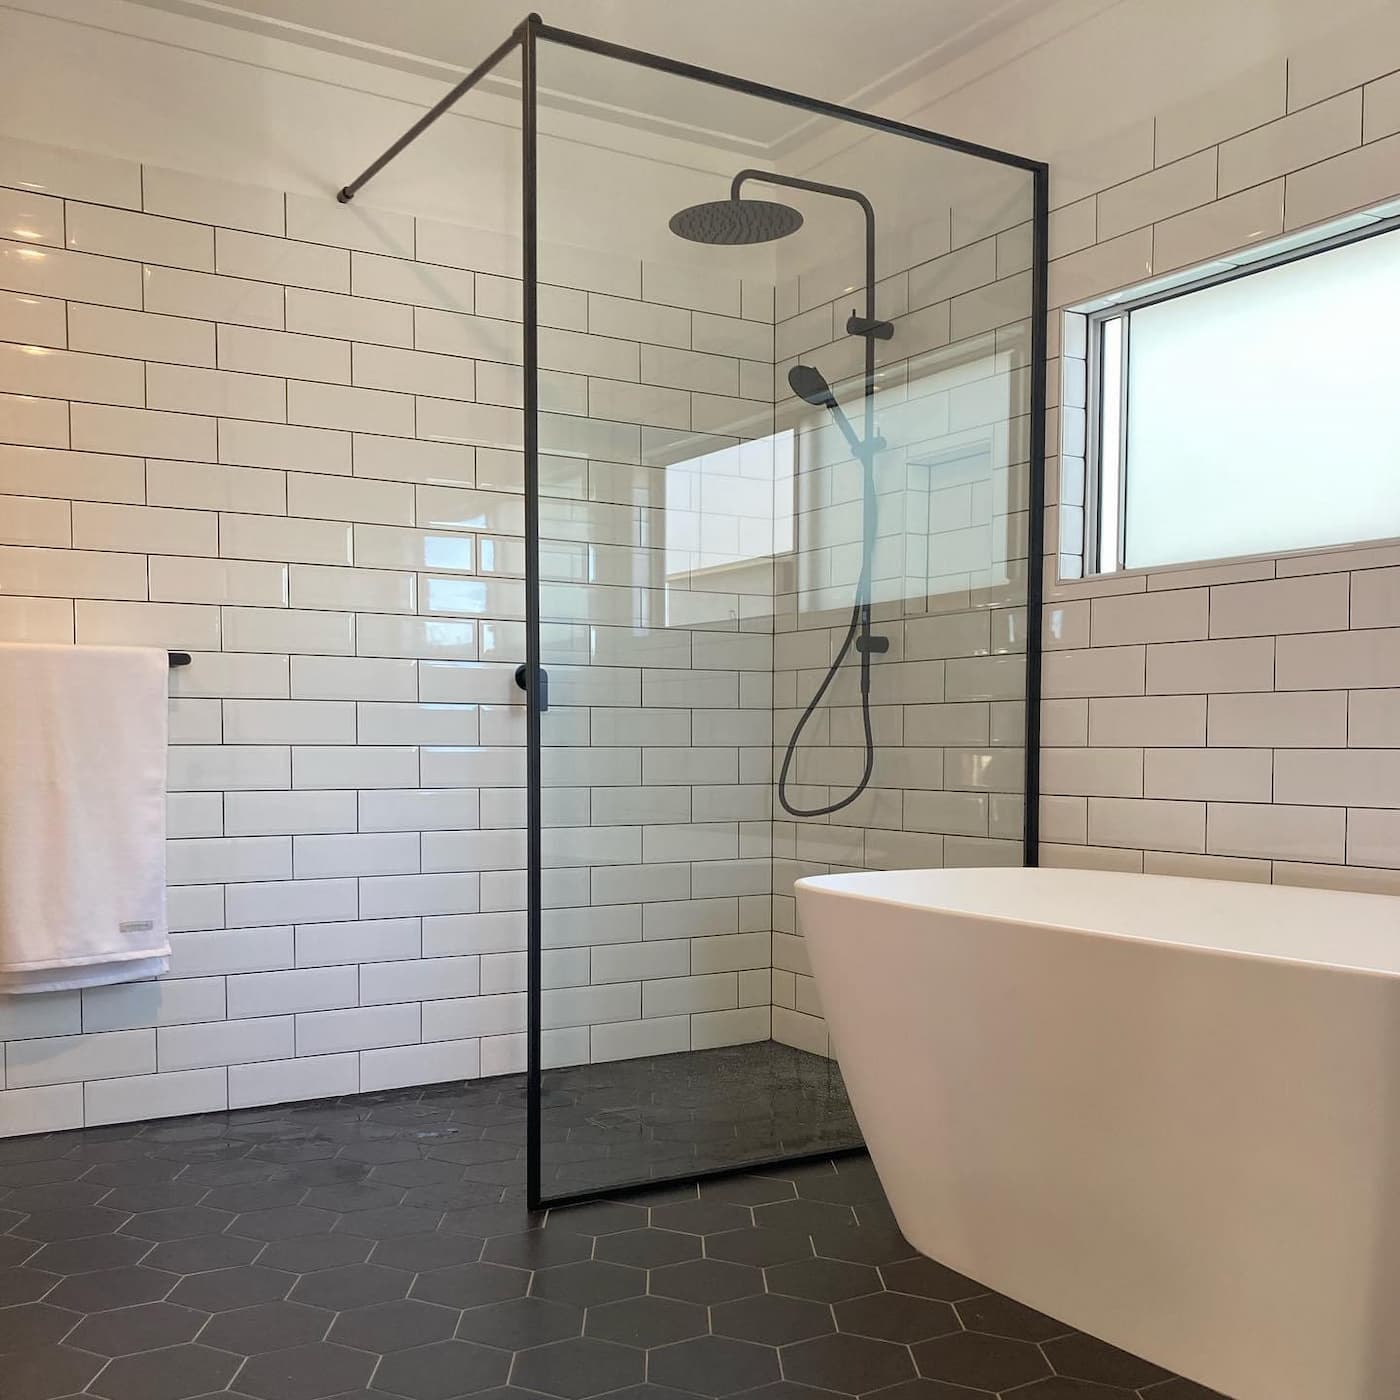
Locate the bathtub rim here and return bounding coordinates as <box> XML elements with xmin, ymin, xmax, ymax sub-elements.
<box><xmin>795</xmin><ymin>866</ymin><xmax>1400</xmax><ymax>981</ymax></box>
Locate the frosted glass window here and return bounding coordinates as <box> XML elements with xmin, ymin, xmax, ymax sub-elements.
<box><xmin>1105</xmin><ymin>228</ymin><xmax>1400</xmax><ymax>571</ymax></box>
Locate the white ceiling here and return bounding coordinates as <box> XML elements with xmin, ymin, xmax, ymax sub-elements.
<box><xmin>125</xmin><ymin>0</ymin><xmax>1045</xmax><ymax>148</ymax></box>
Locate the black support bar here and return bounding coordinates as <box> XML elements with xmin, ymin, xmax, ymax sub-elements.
<box><xmin>534</xmin><ymin>21</ymin><xmax>1045</xmax><ymax>173</ymax></box>
<box><xmin>1023</xmin><ymin>163</ymin><xmax>1051</xmax><ymax>867</ymax></box>
<box><xmin>337</xmin><ymin>24</ymin><xmax>530</xmax><ymax>204</ymax></box>
<box><xmin>520</xmin><ymin>11</ymin><xmax>544</xmax><ymax>1215</ymax></box>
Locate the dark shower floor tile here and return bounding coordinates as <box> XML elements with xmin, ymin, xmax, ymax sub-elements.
<box><xmin>0</xmin><ymin>1049</ymin><xmax>1208</xmax><ymax>1399</ymax></box>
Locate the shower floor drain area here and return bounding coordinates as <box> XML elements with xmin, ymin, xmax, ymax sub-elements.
<box><xmin>0</xmin><ymin>1056</ymin><xmax>1221</xmax><ymax>1400</ymax></box>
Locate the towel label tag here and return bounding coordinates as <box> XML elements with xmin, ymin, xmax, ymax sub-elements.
<box><xmin>119</xmin><ymin>920</ymin><xmax>154</xmax><ymax>933</ymax></box>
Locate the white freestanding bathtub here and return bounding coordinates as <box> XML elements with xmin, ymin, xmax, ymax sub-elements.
<box><xmin>796</xmin><ymin>867</ymin><xmax>1400</xmax><ymax>1400</ymax></box>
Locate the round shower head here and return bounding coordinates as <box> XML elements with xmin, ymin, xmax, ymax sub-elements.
<box><xmin>669</xmin><ymin>197</ymin><xmax>804</xmax><ymax>246</ymax></box>
<box><xmin>788</xmin><ymin>363</ymin><xmax>837</xmax><ymax>409</ymax></box>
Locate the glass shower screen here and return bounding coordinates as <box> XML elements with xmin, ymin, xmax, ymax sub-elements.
<box><xmin>523</xmin><ymin>24</ymin><xmax>1046</xmax><ymax>1206</ymax></box>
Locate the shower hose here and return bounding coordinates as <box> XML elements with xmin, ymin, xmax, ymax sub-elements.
<box><xmin>776</xmin><ymin>448</ymin><xmax>880</xmax><ymax>819</ymax></box>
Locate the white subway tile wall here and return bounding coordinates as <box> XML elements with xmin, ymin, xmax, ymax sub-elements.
<box><xmin>1044</xmin><ymin>39</ymin><xmax>1400</xmax><ymax>895</ymax></box>
<box><xmin>0</xmin><ymin>138</ymin><xmax>791</xmax><ymax>1133</ymax></box>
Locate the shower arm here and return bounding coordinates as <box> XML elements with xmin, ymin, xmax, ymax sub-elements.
<box><xmin>729</xmin><ymin>170</ymin><xmax>889</xmax><ymax>342</ymax></box>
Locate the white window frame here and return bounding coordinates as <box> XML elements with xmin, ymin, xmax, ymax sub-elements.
<box><xmin>1082</xmin><ymin>209</ymin><xmax>1400</xmax><ymax>577</ymax></box>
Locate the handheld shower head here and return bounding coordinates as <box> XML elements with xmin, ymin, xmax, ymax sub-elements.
<box><xmin>789</xmin><ymin>364</ymin><xmax>866</xmax><ymax>461</ymax></box>
<box><xmin>787</xmin><ymin>363</ymin><xmax>837</xmax><ymax>409</ymax></box>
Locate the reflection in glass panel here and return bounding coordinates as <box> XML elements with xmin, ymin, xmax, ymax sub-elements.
<box><xmin>530</xmin><ymin>34</ymin><xmax>1036</xmax><ymax>1201</ymax></box>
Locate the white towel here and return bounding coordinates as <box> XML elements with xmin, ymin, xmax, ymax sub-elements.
<box><xmin>0</xmin><ymin>643</ymin><xmax>170</xmax><ymax>993</ymax></box>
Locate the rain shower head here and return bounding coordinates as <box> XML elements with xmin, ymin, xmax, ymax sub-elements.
<box><xmin>787</xmin><ymin>363</ymin><xmax>837</xmax><ymax>409</ymax></box>
<box><xmin>668</xmin><ymin>197</ymin><xmax>804</xmax><ymax>246</ymax></box>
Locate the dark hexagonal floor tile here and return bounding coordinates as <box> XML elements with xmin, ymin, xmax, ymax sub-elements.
<box><xmin>369</xmin><ymin>1339</ymin><xmax>511</xmax><ymax>1400</ymax></box>
<box><xmin>1139</xmin><ymin>1380</ymin><xmax>1230</xmax><ymax>1400</ymax></box>
<box><xmin>1043</xmin><ymin>1333</ymin><xmax>1175</xmax><ymax>1389</ymax></box>
<box><xmin>236</xmin><ymin>1341</ymin><xmax>376</xmax><ymax>1400</ymax></box>
<box><xmin>410</xmin><ymin>1260</ymin><xmax>529</xmax><ymax>1308</ymax></box>
<box><xmin>755</xmin><ymin>1162</ymin><xmax>838</xmax><ymax>1189</ymax></box>
<box><xmin>782</xmin><ymin>1331</ymin><xmax>915</xmax><ymax>1395</ymax></box>
<box><xmin>1024</xmin><ymin>1377</ymin><xmax>1142</xmax><ymax>1400</ymax></box>
<box><xmin>200</xmin><ymin>1301</ymin><xmax>333</xmax><ymax>1354</ymax></box>
<box><xmin>4</xmin><ymin>1343</ymin><xmax>105</xmax><ymax>1400</ymax></box>
<box><xmin>711</xmin><ymin>1292</ymin><xmax>833</xmax><ymax>1347</ymax></box>
<box><xmin>650</xmin><ymin>1257</ymin><xmax>763</xmax><ymax>1305</ymax></box>
<box><xmin>881</xmin><ymin>1256</ymin><xmax>985</xmax><ymax>1302</ymax></box>
<box><xmin>77</xmin><ymin>1154</ymin><xmax>177</xmax><ymax>1182</ymax></box>
<box><xmin>12</xmin><ymin>1204</ymin><xmax>129</xmax><ymax>1240</ymax></box>
<box><xmin>705</xmin><ymin>1226</ymin><xmax>812</xmax><ymax>1268</ymax></box>
<box><xmin>303</xmin><ymin>1182</ymin><xmax>403</xmax><ymax>1213</ymax></box>
<box><xmin>1005</xmin><ymin>1382</ymin><xmax>1138</xmax><ymax>1400</ymax></box>
<box><xmin>144</xmin><ymin>1233</ymin><xmax>261</xmax><ymax>1274</ymax></box>
<box><xmin>541</xmin><ymin>1388</ymin><xmax>697</xmax><ymax>1400</ymax></box>
<box><xmin>585</xmin><ymin>1294</ymin><xmax>707</xmax><ymax>1348</ymax></box>
<box><xmin>482</xmin><ymin>1226</ymin><xmax>590</xmax><ymax>1270</ymax></box>
<box><xmin>327</xmin><ymin>1298</ymin><xmax>456</xmax><ymax>1352</ymax></box>
<box><xmin>47</xmin><ymin>1264</ymin><xmax>176</xmax><ymax>1312</ymax></box>
<box><xmin>791</xmin><ymin>1170</ymin><xmax>886</xmax><ymax>1208</ymax></box>
<box><xmin>530</xmin><ymin>1259</ymin><xmax>645</xmax><ymax>1308</ymax></box>
<box><xmin>334</xmin><ymin>1204</ymin><xmax>442</xmax><ymax>1239</ymax></box>
<box><xmin>0</xmin><ymin>1301</ymin><xmax>81</xmax><ymax>1354</ymax></box>
<box><xmin>372</xmin><ymin>1231</ymin><xmax>484</xmax><ymax>1272</ymax></box>
<box><xmin>182</xmin><ymin>1159</ymin><xmax>284</xmax><ymax>1187</ymax></box>
<box><xmin>118</xmin><ymin>1205</ymin><xmax>233</xmax><ymax>1241</ymax></box>
<box><xmin>80</xmin><ymin>1158</ymin><xmax>182</xmax><ymax>1187</ymax></box>
<box><xmin>835</xmin><ymin>1290</ymin><xmax>959</xmax><ymax>1344</ymax></box>
<box><xmin>0</xmin><ymin>1265</ymin><xmax>57</xmax><ymax>1307</ymax></box>
<box><xmin>594</xmin><ymin>1228</ymin><xmax>701</xmax><ymax>1269</ymax></box>
<box><xmin>699</xmin><ymin>1174</ymin><xmax>796</xmax><ymax>1206</ymax></box>
<box><xmin>170</xmin><ymin>1266</ymin><xmax>296</xmax><ymax>1312</ymax></box>
<box><xmin>337</xmin><ymin>1140</ymin><xmax>422</xmax><ymax>1165</ymax></box>
<box><xmin>403</xmin><ymin>1180</ymin><xmax>502</xmax><ymax>1211</ymax></box>
<box><xmin>649</xmin><ymin>1335</ymin><xmax>779</xmax><ymax>1397</ymax></box>
<box><xmin>292</xmin><ymin>1263</ymin><xmax>413</xmax><ymax>1310</ymax></box>
<box><xmin>765</xmin><ymin>1257</ymin><xmax>878</xmax><ymax>1304</ymax></box>
<box><xmin>809</xmin><ymin>1219</ymin><xmax>915</xmax><ymax>1266</ymax></box>
<box><xmin>854</xmin><ymin>1380</ymin><xmax>994</xmax><ymax>1399</ymax></box>
<box><xmin>458</xmin><ymin>1152</ymin><xmax>523</xmax><ymax>1179</ymax></box>
<box><xmin>67</xmin><ymin>1300</ymin><xmax>207</xmax><ymax>1355</ymax></box>
<box><xmin>649</xmin><ymin>1200</ymin><xmax>751</xmax><ymax>1236</ymax></box>
<box><xmin>0</xmin><ymin>1234</ymin><xmax>39</xmax><ymax>1268</ymax></box>
<box><xmin>89</xmin><ymin>1343</ymin><xmax>241</xmax><ymax>1400</ymax></box>
<box><xmin>0</xmin><ymin>1157</ymin><xmax>91</xmax><ymax>1186</ymax></box>
<box><xmin>102</xmin><ymin>1182</ymin><xmax>209</xmax><ymax>1213</ymax></box>
<box><xmin>544</xmin><ymin>1201</ymin><xmax>647</xmax><ymax>1236</ymax></box>
<box><xmin>233</xmin><ymin>1206</ymin><xmax>338</xmax><ymax>1241</ymax></box>
<box><xmin>3</xmin><ymin>1180</ymin><xmax>108</xmax><ymax>1210</ymax></box>
<box><xmin>260</xmin><ymin>1233</ymin><xmax>374</xmax><ymax>1273</ymax></box>
<box><xmin>440</xmin><ymin>1201</ymin><xmax>544</xmax><ymax>1239</ymax></box>
<box><xmin>201</xmin><ymin>1181</ymin><xmax>307</xmax><ymax>1214</ymax></box>
<box><xmin>957</xmin><ymin>1291</ymin><xmax>1071</xmax><ymax>1342</ymax></box>
<box><xmin>423</xmin><ymin>1139</ymin><xmax>519</xmax><ymax>1167</ymax></box>
<box><xmin>27</xmin><ymin>1232</ymin><xmax>149</xmax><ymax>1275</ymax></box>
<box><xmin>510</xmin><ymin>1337</ymin><xmax>645</xmax><ymax>1399</ymax></box>
<box><xmin>456</xmin><ymin>1295</ymin><xmax>582</xmax><ymax>1349</ymax></box>
<box><xmin>913</xmin><ymin>1330</ymin><xmax>1053</xmax><ymax>1390</ymax></box>
<box><xmin>752</xmin><ymin>1199</ymin><xmax>856</xmax><ymax>1234</ymax></box>
<box><xmin>854</xmin><ymin>1198</ymin><xmax>901</xmax><ymax>1231</ymax></box>
<box><xmin>368</xmin><ymin>1158</ymin><xmax>464</xmax><ymax>1189</ymax></box>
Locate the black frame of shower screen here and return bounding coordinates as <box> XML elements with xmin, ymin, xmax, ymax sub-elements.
<box><xmin>338</xmin><ymin>11</ymin><xmax>1049</xmax><ymax>1212</ymax></box>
